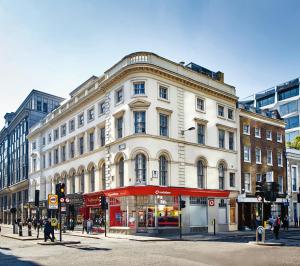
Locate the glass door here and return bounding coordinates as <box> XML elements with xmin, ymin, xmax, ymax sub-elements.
<box><xmin>137</xmin><ymin>208</ymin><xmax>147</xmax><ymax>232</ymax></box>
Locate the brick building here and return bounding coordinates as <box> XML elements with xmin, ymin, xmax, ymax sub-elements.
<box><xmin>237</xmin><ymin>105</ymin><xmax>287</xmax><ymax>230</ymax></box>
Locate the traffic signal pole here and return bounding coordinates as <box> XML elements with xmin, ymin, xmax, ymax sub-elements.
<box><xmin>59</xmin><ymin>201</ymin><xmax>62</xmax><ymax>242</ymax></box>
<box><xmin>104</xmin><ymin>208</ymin><xmax>107</xmax><ymax>237</ymax></box>
<box><xmin>179</xmin><ymin>195</ymin><xmax>182</xmax><ymax>240</ymax></box>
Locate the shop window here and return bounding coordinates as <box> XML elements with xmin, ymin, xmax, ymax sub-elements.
<box><xmin>218</xmin><ymin>163</ymin><xmax>225</xmax><ymax>190</ymax></box>
<box><xmin>90</xmin><ymin>167</ymin><xmax>95</xmax><ymax>192</ymax></box>
<box><xmin>135</xmin><ymin>153</ymin><xmax>146</xmax><ymax>184</ymax></box>
<box><xmin>159</xmin><ymin>155</ymin><xmax>168</xmax><ymax>186</ymax></box>
<box><xmin>157</xmin><ymin>196</ymin><xmax>179</xmax><ymax>227</ymax></box>
<box><xmin>197</xmin><ymin>160</ymin><xmax>205</xmax><ymax>188</ymax></box>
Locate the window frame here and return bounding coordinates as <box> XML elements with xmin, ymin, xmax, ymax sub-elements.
<box><xmin>255</xmin><ymin>148</ymin><xmax>261</xmax><ymax>164</ymax></box>
<box><xmin>87</xmin><ymin>107</ymin><xmax>95</xmax><ymax>122</ymax></box>
<box><xmin>227</xmin><ymin>108</ymin><xmax>234</xmax><ymax>120</ymax></box>
<box><xmin>244</xmin><ymin>173</ymin><xmax>251</xmax><ymax>192</ymax></box>
<box><xmin>197</xmin><ymin>124</ymin><xmax>205</xmax><ymax>145</ymax></box>
<box><xmin>244</xmin><ymin>145</ymin><xmax>251</xmax><ymax>162</ymax></box>
<box><xmin>255</xmin><ymin>128</ymin><xmax>261</xmax><ymax>138</ymax></box>
<box><xmin>277</xmin><ymin>133</ymin><xmax>283</xmax><ymax>143</ymax></box>
<box><xmin>98</xmin><ymin>101</ymin><xmax>106</xmax><ymax>116</ymax></box>
<box><xmin>133</xmin><ymin>81</ymin><xmax>146</xmax><ymax>96</ymax></box>
<box><xmin>243</xmin><ymin>124</ymin><xmax>250</xmax><ymax>135</ymax></box>
<box><xmin>195</xmin><ymin>96</ymin><xmax>205</xmax><ymax>112</ymax></box>
<box><xmin>218</xmin><ymin>129</ymin><xmax>225</xmax><ymax>149</ymax></box>
<box><xmin>158</xmin><ymin>85</ymin><xmax>169</xmax><ymax>101</ymax></box>
<box><xmin>159</xmin><ymin>113</ymin><xmax>169</xmax><ymax>137</ymax></box>
<box><xmin>115</xmin><ymin>87</ymin><xmax>124</xmax><ymax>105</ymax></box>
<box><xmin>78</xmin><ymin>113</ymin><xmax>84</xmax><ymax>128</ymax></box>
<box><xmin>217</xmin><ymin>104</ymin><xmax>225</xmax><ymax>118</ymax></box>
<box><xmin>267</xmin><ymin>150</ymin><xmax>273</xmax><ymax>165</ymax></box>
<box><xmin>266</xmin><ymin>130</ymin><xmax>272</xmax><ymax>141</ymax></box>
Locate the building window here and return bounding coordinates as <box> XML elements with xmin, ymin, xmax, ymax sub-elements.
<box><xmin>256</xmin><ymin>94</ymin><xmax>275</xmax><ymax>107</ymax></box>
<box><xmin>48</xmin><ymin>133</ymin><xmax>52</xmax><ymax>143</ymax></box>
<box><xmin>255</xmin><ymin>128</ymin><xmax>261</xmax><ymax>138</ymax></box>
<box><xmin>88</xmin><ymin>107</ymin><xmax>95</xmax><ymax>122</ymax></box>
<box><xmin>197</xmin><ymin>124</ymin><xmax>205</xmax><ymax>145</ymax></box>
<box><xmin>197</xmin><ymin>160</ymin><xmax>205</xmax><ymax>188</ymax></box>
<box><xmin>100</xmin><ymin>127</ymin><xmax>105</xmax><ymax>146</ymax></box>
<box><xmin>89</xmin><ymin>132</ymin><xmax>94</xmax><ymax>151</ymax></box>
<box><xmin>159</xmin><ymin>114</ymin><xmax>169</xmax><ymax>137</ymax></box>
<box><xmin>43</xmin><ymin>102</ymin><xmax>48</xmax><ymax>113</ymax></box>
<box><xmin>278</xmin><ymin>176</ymin><xmax>283</xmax><ymax>194</ymax></box>
<box><xmin>159</xmin><ymin>155</ymin><xmax>168</xmax><ymax>186</ymax></box>
<box><xmin>229</xmin><ymin>132</ymin><xmax>234</xmax><ymax>150</ymax></box>
<box><xmin>71</xmin><ymin>173</ymin><xmax>75</xmax><ymax>194</ymax></box>
<box><xmin>98</xmin><ymin>101</ymin><xmax>106</xmax><ymax>115</ymax></box>
<box><xmin>54</xmin><ymin>128</ymin><xmax>59</xmax><ymax>141</ymax></box>
<box><xmin>42</xmin><ymin>137</ymin><xmax>46</xmax><ymax>146</ymax></box>
<box><xmin>119</xmin><ymin>158</ymin><xmax>124</xmax><ymax>187</ymax></box>
<box><xmin>244</xmin><ymin>146</ymin><xmax>251</xmax><ymax>162</ymax></box>
<box><xmin>278</xmin><ymin>86</ymin><xmax>299</xmax><ymax>101</ymax></box>
<box><xmin>116</xmin><ymin>117</ymin><xmax>123</xmax><ymax>139</ymax></box>
<box><xmin>37</xmin><ymin>100</ymin><xmax>42</xmax><ymax>111</ymax></box>
<box><xmin>267</xmin><ymin>150</ymin><xmax>273</xmax><ymax>165</ymax></box>
<box><xmin>243</xmin><ymin>124</ymin><xmax>250</xmax><ymax>135</ymax></box>
<box><xmin>278</xmin><ymin>152</ymin><xmax>283</xmax><ymax>167</ymax></box>
<box><xmin>218</xmin><ymin>163</ymin><xmax>225</xmax><ymax>190</ymax></box>
<box><xmin>255</xmin><ymin>148</ymin><xmax>261</xmax><ymax>163</ymax></box>
<box><xmin>32</xmin><ymin>142</ymin><xmax>36</xmax><ymax>150</ymax></box>
<box><xmin>196</xmin><ymin>97</ymin><xmax>205</xmax><ymax>111</ymax></box>
<box><xmin>79</xmin><ymin>137</ymin><xmax>84</xmax><ymax>155</ymax></box>
<box><xmin>244</xmin><ymin>173</ymin><xmax>251</xmax><ymax>192</ymax></box>
<box><xmin>134</xmin><ymin>111</ymin><xmax>146</xmax><ymax>133</ymax></box>
<box><xmin>277</xmin><ymin>133</ymin><xmax>283</xmax><ymax>143</ymax></box>
<box><xmin>284</xmin><ymin>115</ymin><xmax>299</xmax><ymax>130</ymax></box>
<box><xmin>54</xmin><ymin>148</ymin><xmax>59</xmax><ymax>164</ymax></box>
<box><xmin>78</xmin><ymin>113</ymin><xmax>84</xmax><ymax>127</ymax></box>
<box><xmin>286</xmin><ymin>130</ymin><xmax>300</xmax><ymax>142</ymax></box>
<box><xmin>135</xmin><ymin>153</ymin><xmax>146</xmax><ymax>184</ymax></box>
<box><xmin>159</xmin><ymin>86</ymin><xmax>168</xmax><ymax>100</ymax></box>
<box><xmin>33</xmin><ymin>158</ymin><xmax>36</xmax><ymax>172</ymax></box>
<box><xmin>61</xmin><ymin>124</ymin><xmax>66</xmax><ymax>137</ymax></box>
<box><xmin>61</xmin><ymin>145</ymin><xmax>66</xmax><ymax>162</ymax></box>
<box><xmin>279</xmin><ymin>100</ymin><xmax>298</xmax><ymax>116</ymax></box>
<box><xmin>70</xmin><ymin>142</ymin><xmax>75</xmax><ymax>159</ymax></box>
<box><xmin>218</xmin><ymin>105</ymin><xmax>225</xmax><ymax>117</ymax></box>
<box><xmin>42</xmin><ymin>154</ymin><xmax>46</xmax><ymax>169</ymax></box>
<box><xmin>133</xmin><ymin>81</ymin><xmax>145</xmax><ymax>95</ymax></box>
<box><xmin>115</xmin><ymin>88</ymin><xmax>123</xmax><ymax>104</ymax></box>
<box><xmin>90</xmin><ymin>167</ymin><xmax>95</xmax><ymax>192</ymax></box>
<box><xmin>292</xmin><ymin>166</ymin><xmax>297</xmax><ymax>191</ymax></box>
<box><xmin>266</xmin><ymin>171</ymin><xmax>274</xmax><ymax>182</ymax></box>
<box><xmin>228</xmin><ymin>108</ymin><xmax>234</xmax><ymax>120</ymax></box>
<box><xmin>218</xmin><ymin>129</ymin><xmax>225</xmax><ymax>149</ymax></box>
<box><xmin>69</xmin><ymin>119</ymin><xmax>75</xmax><ymax>133</ymax></box>
<box><xmin>48</xmin><ymin>152</ymin><xmax>52</xmax><ymax>167</ymax></box>
<box><xmin>230</xmin><ymin>173</ymin><xmax>235</xmax><ymax>187</ymax></box>
<box><xmin>266</xmin><ymin>130</ymin><xmax>272</xmax><ymax>140</ymax></box>
<box><xmin>80</xmin><ymin>170</ymin><xmax>85</xmax><ymax>193</ymax></box>
<box><xmin>256</xmin><ymin>173</ymin><xmax>262</xmax><ymax>182</ymax></box>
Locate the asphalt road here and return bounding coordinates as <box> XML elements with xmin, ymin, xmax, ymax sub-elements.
<box><xmin>1</xmin><ymin>230</ymin><xmax>300</xmax><ymax>266</ymax></box>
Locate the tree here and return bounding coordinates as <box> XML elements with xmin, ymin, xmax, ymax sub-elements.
<box><xmin>287</xmin><ymin>135</ymin><xmax>300</xmax><ymax>150</ymax></box>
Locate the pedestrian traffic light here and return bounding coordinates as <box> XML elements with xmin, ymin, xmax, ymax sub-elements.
<box><xmin>255</xmin><ymin>182</ymin><xmax>263</xmax><ymax>197</ymax></box>
<box><xmin>180</xmin><ymin>200</ymin><xmax>186</xmax><ymax>209</ymax></box>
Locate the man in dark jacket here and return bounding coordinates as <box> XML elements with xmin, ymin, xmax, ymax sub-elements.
<box><xmin>44</xmin><ymin>220</ymin><xmax>52</xmax><ymax>242</ymax></box>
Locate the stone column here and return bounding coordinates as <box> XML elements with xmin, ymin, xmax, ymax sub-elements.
<box><xmin>95</xmin><ymin>169</ymin><xmax>101</xmax><ymax>191</ymax></box>
<box><xmin>84</xmin><ymin>172</ymin><xmax>90</xmax><ymax>193</ymax></box>
<box><xmin>75</xmin><ymin>174</ymin><xmax>80</xmax><ymax>193</ymax></box>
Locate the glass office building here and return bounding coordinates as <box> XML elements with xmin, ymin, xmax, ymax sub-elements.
<box><xmin>0</xmin><ymin>90</ymin><xmax>64</xmax><ymax>224</ymax></box>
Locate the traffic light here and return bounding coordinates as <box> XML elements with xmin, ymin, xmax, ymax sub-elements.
<box><xmin>34</xmin><ymin>190</ymin><xmax>40</xmax><ymax>207</ymax></box>
<box><xmin>100</xmin><ymin>195</ymin><xmax>108</xmax><ymax>210</ymax></box>
<box><xmin>255</xmin><ymin>182</ymin><xmax>264</xmax><ymax>197</ymax></box>
<box><xmin>264</xmin><ymin>182</ymin><xmax>278</xmax><ymax>202</ymax></box>
<box><xmin>180</xmin><ymin>200</ymin><xmax>186</xmax><ymax>209</ymax></box>
<box><xmin>55</xmin><ymin>183</ymin><xmax>66</xmax><ymax>200</ymax></box>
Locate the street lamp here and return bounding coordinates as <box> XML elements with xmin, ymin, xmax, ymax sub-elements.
<box><xmin>181</xmin><ymin>126</ymin><xmax>195</xmax><ymax>135</ymax></box>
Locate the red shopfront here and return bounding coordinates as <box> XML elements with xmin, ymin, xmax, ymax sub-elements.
<box><xmin>83</xmin><ymin>186</ymin><xmax>230</xmax><ymax>234</ymax></box>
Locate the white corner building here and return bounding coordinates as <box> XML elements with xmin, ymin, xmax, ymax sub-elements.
<box><xmin>28</xmin><ymin>52</ymin><xmax>240</xmax><ymax>234</ymax></box>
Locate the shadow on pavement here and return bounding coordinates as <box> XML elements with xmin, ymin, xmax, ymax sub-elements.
<box><xmin>65</xmin><ymin>244</ymin><xmax>111</xmax><ymax>252</ymax></box>
<box><xmin>0</xmin><ymin>248</ymin><xmax>40</xmax><ymax>266</ymax></box>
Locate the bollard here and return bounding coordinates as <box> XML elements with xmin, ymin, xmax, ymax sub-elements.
<box><xmin>28</xmin><ymin>222</ymin><xmax>32</xmax><ymax>237</ymax></box>
<box><xmin>19</xmin><ymin>222</ymin><xmax>23</xmax><ymax>236</ymax></box>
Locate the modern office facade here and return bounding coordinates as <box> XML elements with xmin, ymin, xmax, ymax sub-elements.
<box><xmin>28</xmin><ymin>52</ymin><xmax>240</xmax><ymax>235</ymax></box>
<box><xmin>237</xmin><ymin>104</ymin><xmax>287</xmax><ymax>229</ymax></box>
<box><xmin>0</xmin><ymin>90</ymin><xmax>64</xmax><ymax>224</ymax></box>
<box><xmin>241</xmin><ymin>77</ymin><xmax>300</xmax><ymax>142</ymax></box>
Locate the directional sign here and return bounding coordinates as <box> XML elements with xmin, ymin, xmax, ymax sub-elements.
<box><xmin>48</xmin><ymin>194</ymin><xmax>58</xmax><ymax>209</ymax></box>
<box><xmin>51</xmin><ymin>218</ymin><xmax>58</xmax><ymax>227</ymax></box>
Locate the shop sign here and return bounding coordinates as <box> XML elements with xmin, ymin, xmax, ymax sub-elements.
<box><xmin>61</xmin><ymin>206</ymin><xmax>66</xmax><ymax>212</ymax></box>
<box><xmin>48</xmin><ymin>194</ymin><xmax>58</xmax><ymax>210</ymax></box>
<box><xmin>208</xmin><ymin>199</ymin><xmax>215</xmax><ymax>207</ymax></box>
<box><xmin>85</xmin><ymin>195</ymin><xmax>101</xmax><ymax>207</ymax></box>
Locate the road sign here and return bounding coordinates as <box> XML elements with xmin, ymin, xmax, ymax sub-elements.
<box><xmin>208</xmin><ymin>199</ymin><xmax>215</xmax><ymax>207</ymax></box>
<box><xmin>48</xmin><ymin>194</ymin><xmax>58</xmax><ymax>209</ymax></box>
<box><xmin>65</xmin><ymin>198</ymin><xmax>70</xmax><ymax>203</ymax></box>
<box><xmin>51</xmin><ymin>218</ymin><xmax>58</xmax><ymax>227</ymax></box>
<box><xmin>257</xmin><ymin>196</ymin><xmax>262</xmax><ymax>202</ymax></box>
<box><xmin>60</xmin><ymin>198</ymin><xmax>65</xmax><ymax>203</ymax></box>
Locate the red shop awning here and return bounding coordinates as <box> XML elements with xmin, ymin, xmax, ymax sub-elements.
<box><xmin>83</xmin><ymin>186</ymin><xmax>230</xmax><ymax>207</ymax></box>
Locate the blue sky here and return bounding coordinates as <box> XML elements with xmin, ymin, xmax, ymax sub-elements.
<box><xmin>0</xmin><ymin>0</ymin><xmax>300</xmax><ymax>127</ymax></box>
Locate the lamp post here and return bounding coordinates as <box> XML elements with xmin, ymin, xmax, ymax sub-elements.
<box><xmin>180</xmin><ymin>127</ymin><xmax>195</xmax><ymax>135</ymax></box>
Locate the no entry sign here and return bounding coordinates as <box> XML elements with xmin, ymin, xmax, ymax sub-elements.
<box><xmin>208</xmin><ymin>199</ymin><xmax>215</xmax><ymax>207</ymax></box>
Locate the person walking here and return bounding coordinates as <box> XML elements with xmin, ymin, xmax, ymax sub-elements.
<box><xmin>283</xmin><ymin>215</ymin><xmax>289</xmax><ymax>231</ymax></box>
<box><xmin>273</xmin><ymin>216</ymin><xmax>280</xmax><ymax>240</ymax></box>
<box><xmin>44</xmin><ymin>220</ymin><xmax>52</xmax><ymax>242</ymax></box>
<box><xmin>87</xmin><ymin>218</ymin><xmax>91</xmax><ymax>234</ymax></box>
<box><xmin>82</xmin><ymin>219</ymin><xmax>87</xmax><ymax>234</ymax></box>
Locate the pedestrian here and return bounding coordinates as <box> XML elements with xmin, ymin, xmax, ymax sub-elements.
<box><xmin>87</xmin><ymin>218</ymin><xmax>91</xmax><ymax>234</ymax></box>
<box><xmin>294</xmin><ymin>216</ymin><xmax>298</xmax><ymax>227</ymax></box>
<box><xmin>82</xmin><ymin>219</ymin><xmax>87</xmax><ymax>234</ymax></box>
<box><xmin>273</xmin><ymin>216</ymin><xmax>280</xmax><ymax>240</ymax></box>
<box><xmin>44</xmin><ymin>220</ymin><xmax>52</xmax><ymax>242</ymax></box>
<box><xmin>283</xmin><ymin>215</ymin><xmax>289</xmax><ymax>231</ymax></box>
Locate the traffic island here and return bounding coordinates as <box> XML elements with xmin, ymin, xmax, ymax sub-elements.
<box><xmin>1</xmin><ymin>233</ymin><xmax>43</xmax><ymax>241</ymax></box>
<box><xmin>248</xmin><ymin>241</ymin><xmax>285</xmax><ymax>246</ymax></box>
<box><xmin>38</xmin><ymin>240</ymin><xmax>81</xmax><ymax>246</ymax></box>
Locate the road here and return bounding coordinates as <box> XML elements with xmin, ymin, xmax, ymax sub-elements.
<box><xmin>1</xmin><ymin>228</ymin><xmax>300</xmax><ymax>266</ymax></box>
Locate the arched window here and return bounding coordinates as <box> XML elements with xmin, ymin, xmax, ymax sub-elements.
<box><xmin>80</xmin><ymin>170</ymin><xmax>85</xmax><ymax>193</ymax></box>
<box><xmin>159</xmin><ymin>155</ymin><xmax>168</xmax><ymax>186</ymax></box>
<box><xmin>102</xmin><ymin>164</ymin><xmax>106</xmax><ymax>190</ymax></box>
<box><xmin>90</xmin><ymin>167</ymin><xmax>95</xmax><ymax>192</ymax></box>
<box><xmin>119</xmin><ymin>158</ymin><xmax>124</xmax><ymax>187</ymax></box>
<box><xmin>135</xmin><ymin>153</ymin><xmax>146</xmax><ymax>184</ymax></box>
<box><xmin>218</xmin><ymin>163</ymin><xmax>225</xmax><ymax>190</ymax></box>
<box><xmin>197</xmin><ymin>160</ymin><xmax>205</xmax><ymax>188</ymax></box>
